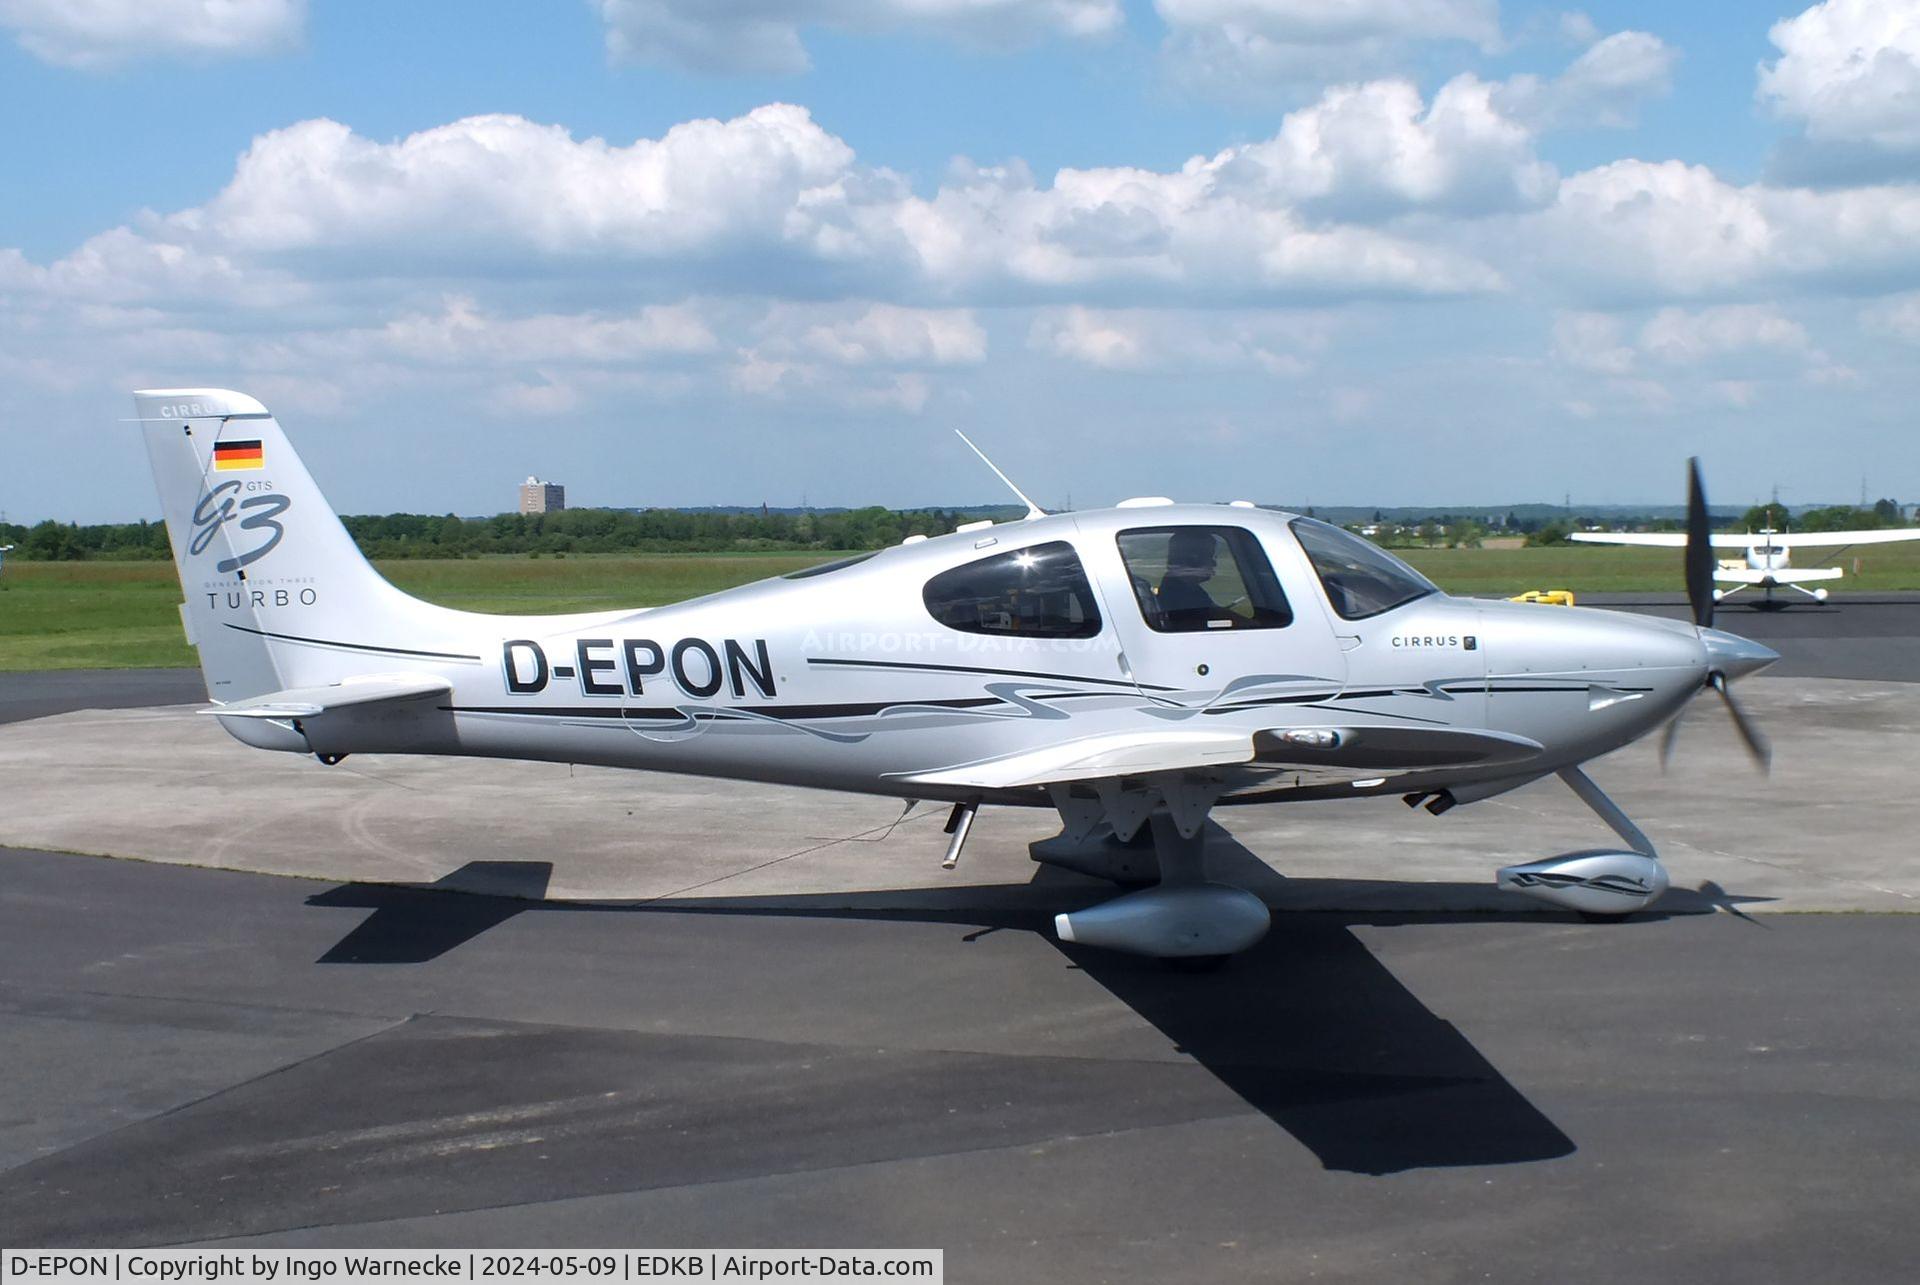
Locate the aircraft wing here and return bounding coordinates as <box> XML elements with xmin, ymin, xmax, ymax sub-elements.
<box><xmin>1769</xmin><ymin>528</ymin><xmax>1920</xmax><ymax>549</ymax></box>
<box><xmin>204</xmin><ymin>674</ymin><xmax>453</xmax><ymax>719</ymax></box>
<box><xmin>1569</xmin><ymin>532</ymin><xmax>1751</xmax><ymax>548</ymax></box>
<box><xmin>893</xmin><ymin>725</ymin><xmax>1544</xmax><ymax>791</ymax></box>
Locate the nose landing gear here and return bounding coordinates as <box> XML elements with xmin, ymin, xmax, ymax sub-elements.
<box><xmin>1495</xmin><ymin>767</ymin><xmax>1669</xmax><ymax>916</ymax></box>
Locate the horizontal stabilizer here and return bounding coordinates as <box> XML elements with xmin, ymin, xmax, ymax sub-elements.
<box><xmin>1715</xmin><ymin>567</ymin><xmax>1842</xmax><ymax>585</ymax></box>
<box><xmin>205</xmin><ymin>674</ymin><xmax>451</xmax><ymax>719</ymax></box>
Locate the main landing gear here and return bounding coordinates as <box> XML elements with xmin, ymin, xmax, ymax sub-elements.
<box><xmin>1030</xmin><ymin>778</ymin><xmax>1269</xmax><ymax>963</ymax></box>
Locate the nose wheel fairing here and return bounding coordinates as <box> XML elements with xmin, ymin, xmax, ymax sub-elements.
<box><xmin>1494</xmin><ymin>767</ymin><xmax>1669</xmax><ymax>917</ymax></box>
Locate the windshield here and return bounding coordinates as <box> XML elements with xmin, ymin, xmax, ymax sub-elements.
<box><xmin>1290</xmin><ymin>517</ymin><xmax>1438</xmax><ymax>620</ymax></box>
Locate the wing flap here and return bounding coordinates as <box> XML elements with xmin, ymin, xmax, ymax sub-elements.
<box><xmin>205</xmin><ymin>673</ymin><xmax>452</xmax><ymax>719</ymax></box>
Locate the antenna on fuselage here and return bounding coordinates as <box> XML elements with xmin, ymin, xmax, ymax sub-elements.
<box><xmin>954</xmin><ymin>429</ymin><xmax>1045</xmax><ymax>520</ymax></box>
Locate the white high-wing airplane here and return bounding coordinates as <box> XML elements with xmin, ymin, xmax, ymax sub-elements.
<box><xmin>136</xmin><ymin>388</ymin><xmax>1780</xmax><ymax>963</ymax></box>
<box><xmin>1571</xmin><ymin>522</ymin><xmax>1920</xmax><ymax>606</ymax></box>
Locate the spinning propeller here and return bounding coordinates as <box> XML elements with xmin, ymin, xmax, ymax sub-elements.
<box><xmin>1663</xmin><ymin>458</ymin><xmax>1774</xmax><ymax>771</ymax></box>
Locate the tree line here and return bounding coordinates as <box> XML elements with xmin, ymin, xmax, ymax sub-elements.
<box><xmin>3</xmin><ymin>497</ymin><xmax>1905</xmax><ymax>562</ymax></box>
<box><xmin>1523</xmin><ymin>499</ymin><xmax>1906</xmax><ymax>547</ymax></box>
<box><xmin>0</xmin><ymin>506</ymin><xmax>1000</xmax><ymax>562</ymax></box>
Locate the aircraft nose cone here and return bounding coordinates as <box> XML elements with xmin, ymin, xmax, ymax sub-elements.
<box><xmin>1700</xmin><ymin>627</ymin><xmax>1779</xmax><ymax>681</ymax></box>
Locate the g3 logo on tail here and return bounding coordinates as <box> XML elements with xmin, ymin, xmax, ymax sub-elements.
<box><xmin>191</xmin><ymin>479</ymin><xmax>290</xmax><ymax>573</ymax></box>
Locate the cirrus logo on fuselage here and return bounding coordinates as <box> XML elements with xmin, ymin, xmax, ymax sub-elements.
<box><xmin>503</xmin><ymin>637</ymin><xmax>776</xmax><ymax>700</ymax></box>
<box><xmin>1391</xmin><ymin>633</ymin><xmax>1477</xmax><ymax>650</ymax></box>
<box><xmin>190</xmin><ymin>479</ymin><xmax>290</xmax><ymax>573</ymax></box>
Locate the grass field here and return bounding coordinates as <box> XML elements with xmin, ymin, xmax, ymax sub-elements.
<box><xmin>5</xmin><ymin>540</ymin><xmax>1919</xmax><ymax>671</ymax></box>
<box><xmin>0</xmin><ymin>552</ymin><xmax>855</xmax><ymax>671</ymax></box>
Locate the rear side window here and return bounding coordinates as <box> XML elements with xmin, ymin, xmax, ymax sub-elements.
<box><xmin>1116</xmin><ymin>526</ymin><xmax>1293</xmax><ymax>632</ymax></box>
<box><xmin>923</xmin><ymin>541</ymin><xmax>1102</xmax><ymax>638</ymax></box>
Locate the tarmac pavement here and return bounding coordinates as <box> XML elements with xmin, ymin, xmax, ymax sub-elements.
<box><xmin>2</xmin><ymin>591</ymin><xmax>1917</xmax><ymax>1274</ymax></box>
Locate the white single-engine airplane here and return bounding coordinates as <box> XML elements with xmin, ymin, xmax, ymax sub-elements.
<box><xmin>137</xmin><ymin>388</ymin><xmax>1779</xmax><ymax>963</ymax></box>
<box><xmin>1571</xmin><ymin>519</ymin><xmax>1920</xmax><ymax>607</ymax></box>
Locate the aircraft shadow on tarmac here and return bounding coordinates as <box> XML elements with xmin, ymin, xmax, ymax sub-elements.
<box><xmin>305</xmin><ymin>841</ymin><xmax>1768</xmax><ymax>1175</ymax></box>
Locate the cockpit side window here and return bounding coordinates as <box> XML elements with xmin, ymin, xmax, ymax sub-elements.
<box><xmin>1115</xmin><ymin>526</ymin><xmax>1293</xmax><ymax>633</ymax></box>
<box><xmin>1290</xmin><ymin>517</ymin><xmax>1438</xmax><ymax>620</ymax></box>
<box><xmin>923</xmin><ymin>540</ymin><xmax>1102</xmax><ymax>638</ymax></box>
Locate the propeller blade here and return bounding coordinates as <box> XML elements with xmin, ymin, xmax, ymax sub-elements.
<box><xmin>1709</xmin><ymin>673</ymin><xmax>1772</xmax><ymax>772</ymax></box>
<box><xmin>1685</xmin><ymin>457</ymin><xmax>1715</xmax><ymax>630</ymax></box>
<box><xmin>1659</xmin><ymin>707</ymin><xmax>1684</xmax><ymax>768</ymax></box>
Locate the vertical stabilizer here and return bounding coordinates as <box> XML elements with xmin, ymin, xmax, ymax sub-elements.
<box><xmin>135</xmin><ymin>388</ymin><xmax>437</xmax><ymax>702</ymax></box>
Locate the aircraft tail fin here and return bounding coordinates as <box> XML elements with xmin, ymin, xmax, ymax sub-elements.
<box><xmin>135</xmin><ymin>389</ymin><xmax>464</xmax><ymax>704</ymax></box>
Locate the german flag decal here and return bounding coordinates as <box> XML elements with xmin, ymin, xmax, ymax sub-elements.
<box><xmin>212</xmin><ymin>439</ymin><xmax>265</xmax><ymax>471</ymax></box>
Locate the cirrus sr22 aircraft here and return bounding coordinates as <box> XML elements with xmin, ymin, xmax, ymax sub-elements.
<box><xmin>138</xmin><ymin>388</ymin><xmax>1779</xmax><ymax>964</ymax></box>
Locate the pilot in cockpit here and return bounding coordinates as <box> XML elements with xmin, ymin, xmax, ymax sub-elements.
<box><xmin>1156</xmin><ymin>529</ymin><xmax>1224</xmax><ymax>627</ymax></box>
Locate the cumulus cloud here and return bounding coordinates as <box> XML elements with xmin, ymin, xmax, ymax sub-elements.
<box><xmin>1760</xmin><ymin>0</ymin><xmax>1920</xmax><ymax>149</ymax></box>
<box><xmin>1517</xmin><ymin>158</ymin><xmax>1920</xmax><ymax>302</ymax></box>
<box><xmin>371</xmin><ymin>297</ymin><xmax>719</xmax><ymax>366</ymax></box>
<box><xmin>1028</xmin><ymin>306</ymin><xmax>1320</xmax><ymax>373</ymax></box>
<box><xmin>173</xmin><ymin>108</ymin><xmax>862</xmax><ymax>268</ymax></box>
<box><xmin>1637</xmin><ymin>305</ymin><xmax>1810</xmax><ymax>365</ymax></box>
<box><xmin>710</xmin><ymin>304</ymin><xmax>988</xmax><ymax>414</ymax></box>
<box><xmin>1218</xmin><ymin>74</ymin><xmax>1555</xmax><ymax>219</ymax></box>
<box><xmin>83</xmin><ymin>103</ymin><xmax>1506</xmax><ymax>306</ymax></box>
<box><xmin>592</xmin><ymin>0</ymin><xmax>1120</xmax><ymax>75</ymax></box>
<box><xmin>1760</xmin><ymin>0</ymin><xmax>1920</xmax><ymax>182</ymax></box>
<box><xmin>1498</xmin><ymin>29</ymin><xmax>1677</xmax><ymax>129</ymax></box>
<box><xmin>781</xmin><ymin>304</ymin><xmax>988</xmax><ymax>366</ymax></box>
<box><xmin>1155</xmin><ymin>0</ymin><xmax>1500</xmax><ymax>93</ymax></box>
<box><xmin>0</xmin><ymin>0</ymin><xmax>302</xmax><ymax>69</ymax></box>
<box><xmin>1550</xmin><ymin>304</ymin><xmax>1849</xmax><ymax>413</ymax></box>
<box><xmin>10</xmin><ymin>88</ymin><xmax>1920</xmax><ymax>468</ymax></box>
<box><xmin>729</xmin><ymin>350</ymin><xmax>934</xmax><ymax>413</ymax></box>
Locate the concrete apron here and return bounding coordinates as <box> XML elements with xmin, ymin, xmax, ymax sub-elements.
<box><xmin>1</xmin><ymin>676</ymin><xmax>1915</xmax><ymax>914</ymax></box>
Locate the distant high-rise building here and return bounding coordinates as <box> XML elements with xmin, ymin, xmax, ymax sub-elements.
<box><xmin>519</xmin><ymin>476</ymin><xmax>564</xmax><ymax>514</ymax></box>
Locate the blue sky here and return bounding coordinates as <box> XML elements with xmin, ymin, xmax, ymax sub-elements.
<box><xmin>2</xmin><ymin>0</ymin><xmax>1918</xmax><ymax>522</ymax></box>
